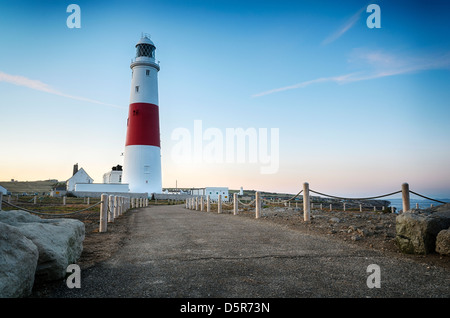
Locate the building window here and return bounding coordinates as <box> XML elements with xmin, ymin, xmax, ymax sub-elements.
<box><xmin>146</xmin><ymin>70</ymin><xmax>150</xmax><ymax>76</ymax></box>
<box><xmin>135</xmin><ymin>86</ymin><xmax>139</xmax><ymax>93</ymax></box>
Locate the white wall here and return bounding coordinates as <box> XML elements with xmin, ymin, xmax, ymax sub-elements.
<box><xmin>74</xmin><ymin>183</ymin><xmax>130</xmax><ymax>193</ymax></box>
<box><xmin>103</xmin><ymin>171</ymin><xmax>122</xmax><ymax>184</ymax></box>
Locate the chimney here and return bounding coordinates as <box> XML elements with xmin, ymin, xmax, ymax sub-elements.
<box><xmin>73</xmin><ymin>163</ymin><xmax>78</xmax><ymax>176</ymax></box>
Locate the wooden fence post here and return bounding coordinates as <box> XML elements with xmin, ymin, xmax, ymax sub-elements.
<box><xmin>233</xmin><ymin>193</ymin><xmax>238</xmax><ymax>215</ymax></box>
<box><xmin>402</xmin><ymin>183</ymin><xmax>410</xmax><ymax>213</ymax></box>
<box><xmin>255</xmin><ymin>192</ymin><xmax>261</xmax><ymax>219</ymax></box>
<box><xmin>303</xmin><ymin>183</ymin><xmax>310</xmax><ymax>221</ymax></box>
<box><xmin>207</xmin><ymin>195</ymin><xmax>211</xmax><ymax>212</ymax></box>
<box><xmin>108</xmin><ymin>195</ymin><xmax>114</xmax><ymax>222</ymax></box>
<box><xmin>99</xmin><ymin>194</ymin><xmax>108</xmax><ymax>233</ymax></box>
<box><xmin>218</xmin><ymin>194</ymin><xmax>222</xmax><ymax>214</ymax></box>
<box><xmin>113</xmin><ymin>196</ymin><xmax>118</xmax><ymax>218</ymax></box>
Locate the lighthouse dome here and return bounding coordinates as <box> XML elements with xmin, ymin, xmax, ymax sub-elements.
<box><xmin>136</xmin><ymin>35</ymin><xmax>155</xmax><ymax>47</ymax></box>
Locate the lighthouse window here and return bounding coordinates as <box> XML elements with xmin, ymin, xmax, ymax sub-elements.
<box><xmin>135</xmin><ymin>86</ymin><xmax>139</xmax><ymax>93</ymax></box>
<box><xmin>146</xmin><ymin>70</ymin><xmax>150</xmax><ymax>76</ymax></box>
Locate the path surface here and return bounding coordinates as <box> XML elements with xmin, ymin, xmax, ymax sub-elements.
<box><xmin>47</xmin><ymin>205</ymin><xmax>449</xmax><ymax>298</ymax></box>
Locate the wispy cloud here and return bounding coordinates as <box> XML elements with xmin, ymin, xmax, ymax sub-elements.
<box><xmin>322</xmin><ymin>6</ymin><xmax>366</xmax><ymax>45</ymax></box>
<box><xmin>0</xmin><ymin>71</ymin><xmax>125</xmax><ymax>109</ymax></box>
<box><xmin>252</xmin><ymin>50</ymin><xmax>450</xmax><ymax>98</ymax></box>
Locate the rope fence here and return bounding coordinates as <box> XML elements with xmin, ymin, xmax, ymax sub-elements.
<box><xmin>0</xmin><ymin>192</ymin><xmax>149</xmax><ymax>233</ymax></box>
<box><xmin>184</xmin><ymin>182</ymin><xmax>448</xmax><ymax>221</ymax></box>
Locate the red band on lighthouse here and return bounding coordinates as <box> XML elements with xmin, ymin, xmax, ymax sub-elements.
<box><xmin>125</xmin><ymin>102</ymin><xmax>160</xmax><ymax>147</ymax></box>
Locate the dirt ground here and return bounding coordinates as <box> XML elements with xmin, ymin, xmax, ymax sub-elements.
<box><xmin>73</xmin><ymin>204</ymin><xmax>449</xmax><ymax>271</ymax></box>
<box><xmin>256</xmin><ymin>206</ymin><xmax>450</xmax><ymax>270</ymax></box>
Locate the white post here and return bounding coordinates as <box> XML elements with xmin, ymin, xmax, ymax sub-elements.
<box><xmin>99</xmin><ymin>194</ymin><xmax>108</xmax><ymax>233</ymax></box>
<box><xmin>108</xmin><ymin>195</ymin><xmax>114</xmax><ymax>222</ymax></box>
<box><xmin>218</xmin><ymin>194</ymin><xmax>222</xmax><ymax>214</ymax></box>
<box><xmin>374</xmin><ymin>206</ymin><xmax>376</xmax><ymax>211</ymax></box>
<box><xmin>303</xmin><ymin>183</ymin><xmax>310</xmax><ymax>222</ymax></box>
<box><xmin>195</xmin><ymin>197</ymin><xmax>199</xmax><ymax>210</ymax></box>
<box><xmin>200</xmin><ymin>196</ymin><xmax>204</xmax><ymax>211</ymax></box>
<box><xmin>33</xmin><ymin>195</ymin><xmax>37</xmax><ymax>205</ymax></box>
<box><xmin>63</xmin><ymin>196</ymin><xmax>66</xmax><ymax>206</ymax></box>
<box><xmin>330</xmin><ymin>204</ymin><xmax>332</xmax><ymax>211</ymax></box>
<box><xmin>114</xmin><ymin>196</ymin><xmax>118</xmax><ymax>218</ymax></box>
<box><xmin>359</xmin><ymin>204</ymin><xmax>362</xmax><ymax>212</ymax></box>
<box><xmin>87</xmin><ymin>197</ymin><xmax>90</xmax><ymax>205</ymax></box>
<box><xmin>207</xmin><ymin>195</ymin><xmax>211</xmax><ymax>212</ymax></box>
<box><xmin>402</xmin><ymin>183</ymin><xmax>410</xmax><ymax>213</ymax></box>
<box><xmin>255</xmin><ymin>192</ymin><xmax>261</xmax><ymax>219</ymax></box>
<box><xmin>320</xmin><ymin>203</ymin><xmax>323</xmax><ymax>210</ymax></box>
<box><xmin>233</xmin><ymin>193</ymin><xmax>238</xmax><ymax>215</ymax></box>
<box><xmin>343</xmin><ymin>202</ymin><xmax>346</xmax><ymax>211</ymax></box>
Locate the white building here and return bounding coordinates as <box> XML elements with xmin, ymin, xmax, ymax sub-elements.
<box><xmin>66</xmin><ymin>168</ymin><xmax>93</xmax><ymax>191</ymax></box>
<box><xmin>0</xmin><ymin>185</ymin><xmax>7</xmax><ymax>195</ymax></box>
<box><xmin>103</xmin><ymin>165</ymin><xmax>123</xmax><ymax>184</ymax></box>
<box><xmin>191</xmin><ymin>187</ymin><xmax>229</xmax><ymax>202</ymax></box>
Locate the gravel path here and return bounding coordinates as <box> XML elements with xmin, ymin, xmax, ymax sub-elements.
<box><xmin>33</xmin><ymin>204</ymin><xmax>450</xmax><ymax>299</ymax></box>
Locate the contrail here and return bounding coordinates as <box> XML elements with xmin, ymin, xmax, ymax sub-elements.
<box><xmin>0</xmin><ymin>71</ymin><xmax>125</xmax><ymax>109</ymax></box>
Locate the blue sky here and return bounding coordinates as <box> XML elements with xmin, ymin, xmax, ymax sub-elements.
<box><xmin>0</xmin><ymin>0</ymin><xmax>449</xmax><ymax>198</ymax></box>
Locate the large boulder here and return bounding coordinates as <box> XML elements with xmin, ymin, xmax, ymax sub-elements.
<box><xmin>435</xmin><ymin>228</ymin><xmax>450</xmax><ymax>255</ymax></box>
<box><xmin>0</xmin><ymin>210</ymin><xmax>85</xmax><ymax>283</ymax></box>
<box><xmin>396</xmin><ymin>203</ymin><xmax>450</xmax><ymax>254</ymax></box>
<box><xmin>0</xmin><ymin>222</ymin><xmax>39</xmax><ymax>298</ymax></box>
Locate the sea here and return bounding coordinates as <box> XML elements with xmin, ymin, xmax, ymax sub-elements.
<box><xmin>388</xmin><ymin>198</ymin><xmax>450</xmax><ymax>213</ymax></box>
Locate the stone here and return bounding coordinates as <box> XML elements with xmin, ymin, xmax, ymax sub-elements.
<box><xmin>396</xmin><ymin>203</ymin><xmax>450</xmax><ymax>254</ymax></box>
<box><xmin>329</xmin><ymin>217</ymin><xmax>340</xmax><ymax>223</ymax></box>
<box><xmin>0</xmin><ymin>210</ymin><xmax>85</xmax><ymax>282</ymax></box>
<box><xmin>0</xmin><ymin>222</ymin><xmax>39</xmax><ymax>298</ymax></box>
<box><xmin>435</xmin><ymin>228</ymin><xmax>450</xmax><ymax>256</ymax></box>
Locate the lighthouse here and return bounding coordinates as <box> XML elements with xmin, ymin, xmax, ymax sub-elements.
<box><xmin>122</xmin><ymin>35</ymin><xmax>162</xmax><ymax>195</ymax></box>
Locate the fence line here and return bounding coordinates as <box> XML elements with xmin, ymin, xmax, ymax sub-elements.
<box><xmin>0</xmin><ymin>192</ymin><xmax>149</xmax><ymax>233</ymax></box>
<box><xmin>184</xmin><ymin>182</ymin><xmax>447</xmax><ymax>221</ymax></box>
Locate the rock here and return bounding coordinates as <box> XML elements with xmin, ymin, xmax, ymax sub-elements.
<box><xmin>329</xmin><ymin>217</ymin><xmax>340</xmax><ymax>223</ymax></box>
<box><xmin>0</xmin><ymin>222</ymin><xmax>39</xmax><ymax>298</ymax></box>
<box><xmin>351</xmin><ymin>235</ymin><xmax>361</xmax><ymax>241</ymax></box>
<box><xmin>0</xmin><ymin>210</ymin><xmax>85</xmax><ymax>283</ymax></box>
<box><xmin>435</xmin><ymin>228</ymin><xmax>450</xmax><ymax>256</ymax></box>
<box><xmin>395</xmin><ymin>203</ymin><xmax>450</xmax><ymax>254</ymax></box>
<box><xmin>357</xmin><ymin>228</ymin><xmax>369</xmax><ymax>237</ymax></box>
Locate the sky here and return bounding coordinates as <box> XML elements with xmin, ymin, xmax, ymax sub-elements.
<box><xmin>0</xmin><ymin>0</ymin><xmax>449</xmax><ymax>199</ymax></box>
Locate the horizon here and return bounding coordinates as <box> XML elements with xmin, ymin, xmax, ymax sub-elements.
<box><xmin>1</xmin><ymin>0</ymin><xmax>449</xmax><ymax>199</ymax></box>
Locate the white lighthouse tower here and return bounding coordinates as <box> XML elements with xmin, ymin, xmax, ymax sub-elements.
<box><xmin>122</xmin><ymin>35</ymin><xmax>162</xmax><ymax>195</ymax></box>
